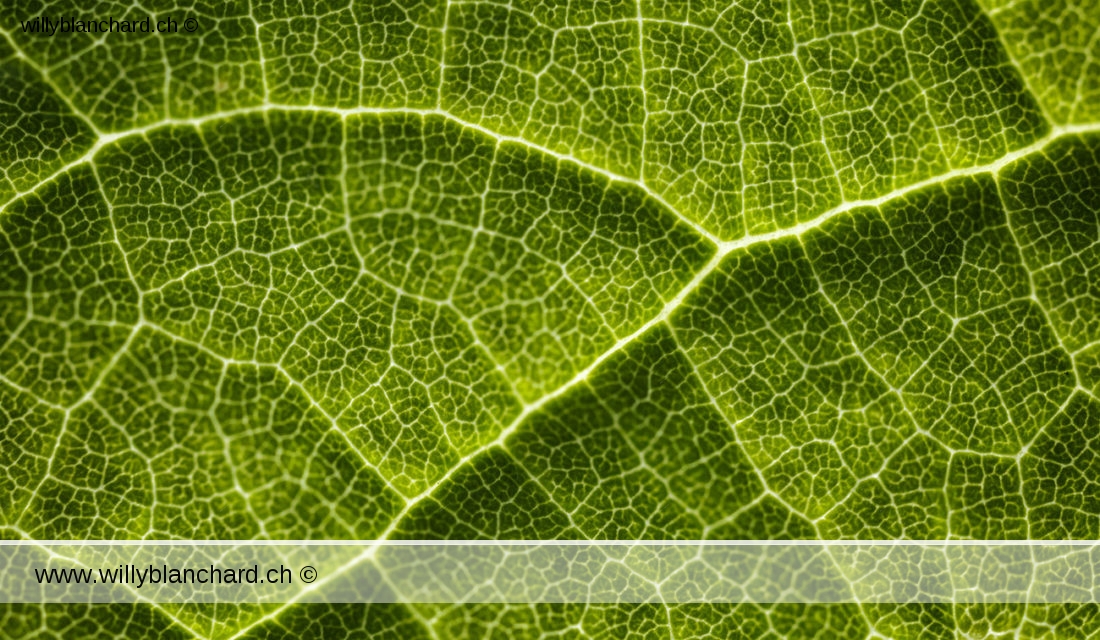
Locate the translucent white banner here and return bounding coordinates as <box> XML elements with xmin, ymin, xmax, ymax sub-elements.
<box><xmin>3</xmin><ymin>541</ymin><xmax>1098</xmax><ymax>604</ymax></box>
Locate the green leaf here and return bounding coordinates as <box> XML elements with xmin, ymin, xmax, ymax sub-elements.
<box><xmin>1</xmin><ymin>0</ymin><xmax>1099</xmax><ymax>636</ymax></box>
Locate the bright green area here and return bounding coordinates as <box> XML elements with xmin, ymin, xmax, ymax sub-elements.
<box><xmin>978</xmin><ymin>0</ymin><xmax>1100</xmax><ymax>124</ymax></box>
<box><xmin>1</xmin><ymin>0</ymin><xmax>1099</xmax><ymax>637</ymax></box>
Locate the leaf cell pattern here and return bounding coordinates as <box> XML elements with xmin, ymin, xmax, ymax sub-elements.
<box><xmin>1</xmin><ymin>0</ymin><xmax>1099</xmax><ymax>637</ymax></box>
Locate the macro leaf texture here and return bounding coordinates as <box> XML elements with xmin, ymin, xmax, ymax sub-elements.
<box><xmin>1</xmin><ymin>0</ymin><xmax>1099</xmax><ymax>637</ymax></box>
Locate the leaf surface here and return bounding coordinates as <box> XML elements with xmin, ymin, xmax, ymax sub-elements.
<box><xmin>1</xmin><ymin>0</ymin><xmax>1099</xmax><ymax>637</ymax></box>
